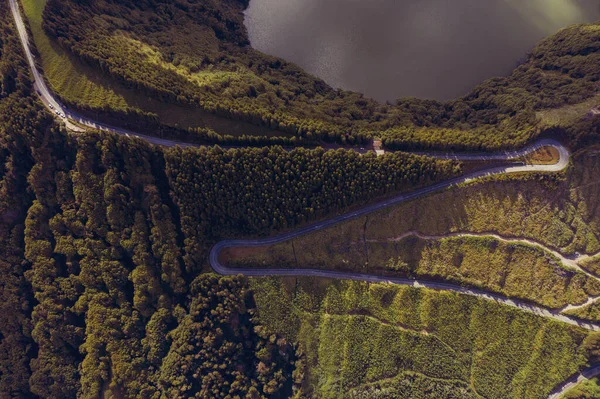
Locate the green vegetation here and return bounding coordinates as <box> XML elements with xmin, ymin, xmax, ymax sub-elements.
<box><xmin>346</xmin><ymin>373</ymin><xmax>479</xmax><ymax>399</ymax></box>
<box><xmin>0</xmin><ymin>103</ymin><xmax>458</xmax><ymax>398</ymax></box>
<box><xmin>158</xmin><ymin>275</ymin><xmax>297</xmax><ymax>399</ymax></box>
<box><xmin>580</xmin><ymin>256</ymin><xmax>600</xmax><ymax>276</ymax></box>
<box><xmin>4</xmin><ymin>0</ymin><xmax>600</xmax><ymax>397</ymax></box>
<box><xmin>0</xmin><ymin>83</ymin><xmax>299</xmax><ymax>397</ymax></box>
<box><xmin>21</xmin><ymin>0</ymin><xmax>301</xmax><ymax>142</ymax></box>
<box><xmin>560</xmin><ymin>377</ymin><xmax>600</xmax><ymax>398</ymax></box>
<box><xmin>224</xmin><ymin>233</ymin><xmax>600</xmax><ymax>309</ymax></box>
<box><xmin>21</xmin><ymin>0</ymin><xmax>132</xmax><ymax>110</ymax></box>
<box><xmin>364</xmin><ymin>148</ymin><xmax>600</xmax><ymax>258</ymax></box>
<box><xmin>409</xmin><ymin>236</ymin><xmax>600</xmax><ymax>308</ymax></box>
<box><xmin>0</xmin><ymin>50</ymin><xmax>300</xmax><ymax>397</ymax></box>
<box><xmin>29</xmin><ymin>0</ymin><xmax>600</xmax><ymax>149</ymax></box>
<box><xmin>0</xmin><ymin>5</ymin><xmax>475</xmax><ymax>395</ymax></box>
<box><xmin>0</xmin><ymin>2</ymin><xmax>42</xmax><ymax>396</ymax></box>
<box><xmin>537</xmin><ymin>96</ymin><xmax>600</xmax><ymax>128</ymax></box>
<box><xmin>378</xmin><ymin>121</ymin><xmax>537</xmax><ymax>152</ymax></box>
<box><xmin>251</xmin><ymin>278</ymin><xmax>591</xmax><ymax>399</ymax></box>
<box><xmin>166</xmin><ymin>147</ymin><xmax>460</xmax><ymax>271</ymax></box>
<box><xmin>223</xmin><ymin>147</ymin><xmax>600</xmax><ymax>311</ymax></box>
<box><xmin>565</xmin><ymin>302</ymin><xmax>600</xmax><ymax>323</ymax></box>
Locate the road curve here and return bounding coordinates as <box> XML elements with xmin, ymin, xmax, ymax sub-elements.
<box><xmin>12</xmin><ymin>0</ymin><xmax>593</xmax><ymax>329</ymax></box>
<box><xmin>210</xmin><ymin>141</ymin><xmax>600</xmax><ymax>396</ymax></box>
<box><xmin>547</xmin><ymin>364</ymin><xmax>600</xmax><ymax>399</ymax></box>
<box><xmin>11</xmin><ymin>0</ymin><xmax>600</xmax><ymax>396</ymax></box>
<box><xmin>207</xmin><ymin>140</ymin><xmax>594</xmax><ymax>325</ymax></box>
<box><xmin>9</xmin><ymin>0</ymin><xmax>202</xmax><ymax>147</ymax></box>
<box><xmin>3</xmin><ymin>0</ymin><xmax>583</xmax><ymax>161</ymax></box>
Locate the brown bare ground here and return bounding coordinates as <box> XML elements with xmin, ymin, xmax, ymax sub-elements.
<box><xmin>523</xmin><ymin>146</ymin><xmax>560</xmax><ymax>165</ymax></box>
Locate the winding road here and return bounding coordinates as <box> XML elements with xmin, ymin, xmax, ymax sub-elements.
<box><xmin>9</xmin><ymin>0</ymin><xmax>600</xmax><ymax>396</ymax></box>
<box><xmin>208</xmin><ymin>142</ymin><xmax>596</xmax><ymax>398</ymax></box>
<box><xmin>2</xmin><ymin>0</ymin><xmax>587</xmax><ymax>161</ymax></box>
<box><xmin>209</xmin><ymin>140</ymin><xmax>589</xmax><ymax>325</ymax></box>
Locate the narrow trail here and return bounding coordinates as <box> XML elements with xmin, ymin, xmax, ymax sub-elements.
<box><xmin>367</xmin><ymin>231</ymin><xmax>600</xmax><ymax>313</ymax></box>
<box><xmin>561</xmin><ymin>294</ymin><xmax>600</xmax><ymax>313</ymax></box>
<box><xmin>547</xmin><ymin>364</ymin><xmax>600</xmax><ymax>399</ymax></box>
<box><xmin>370</xmin><ymin>231</ymin><xmax>600</xmax><ymax>275</ymax></box>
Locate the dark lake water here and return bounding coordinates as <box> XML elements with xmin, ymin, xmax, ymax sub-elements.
<box><xmin>245</xmin><ymin>0</ymin><xmax>600</xmax><ymax>102</ymax></box>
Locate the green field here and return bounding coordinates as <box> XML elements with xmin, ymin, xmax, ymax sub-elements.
<box><xmin>537</xmin><ymin>95</ymin><xmax>600</xmax><ymax>127</ymax></box>
<box><xmin>251</xmin><ymin>278</ymin><xmax>591</xmax><ymax>399</ymax></box>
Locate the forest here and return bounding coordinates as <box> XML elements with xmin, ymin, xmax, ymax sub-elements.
<box><xmin>1</xmin><ymin>21</ymin><xmax>300</xmax><ymax>393</ymax></box>
<box><xmin>3</xmin><ymin>0</ymin><xmax>600</xmax><ymax>397</ymax></box>
<box><xmin>36</xmin><ymin>0</ymin><xmax>600</xmax><ymax>150</ymax></box>
<box><xmin>0</xmin><ymin>1</ymin><xmax>469</xmax><ymax>395</ymax></box>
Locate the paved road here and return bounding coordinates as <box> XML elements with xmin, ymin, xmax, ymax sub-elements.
<box><xmin>547</xmin><ymin>364</ymin><xmax>600</xmax><ymax>399</ymax></box>
<box><xmin>9</xmin><ymin>0</ymin><xmax>202</xmax><ymax>147</ymax></box>
<box><xmin>12</xmin><ymin>1</ymin><xmax>600</xmax><ymax>395</ymax></box>
<box><xmin>209</xmin><ymin>140</ymin><xmax>600</xmax><ymax>398</ymax></box>
<box><xmin>13</xmin><ymin>0</ymin><xmax>592</xmax><ymax>329</ymax></box>
<box><xmin>207</xmin><ymin>140</ymin><xmax>595</xmax><ymax>325</ymax></box>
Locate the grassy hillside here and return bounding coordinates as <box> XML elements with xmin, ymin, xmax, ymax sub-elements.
<box><xmin>360</xmin><ymin>151</ymin><xmax>600</xmax><ymax>257</ymax></box>
<box><xmin>537</xmin><ymin>95</ymin><xmax>600</xmax><ymax>127</ymax></box>
<box><xmin>0</xmin><ymin>3</ymin><xmax>473</xmax><ymax>395</ymax></box>
<box><xmin>30</xmin><ymin>0</ymin><xmax>600</xmax><ymax>149</ymax></box>
<box><xmin>566</xmin><ymin>302</ymin><xmax>600</xmax><ymax>322</ymax></box>
<box><xmin>251</xmin><ymin>278</ymin><xmax>591</xmax><ymax>399</ymax></box>
<box><xmin>21</xmin><ymin>0</ymin><xmax>294</xmax><ymax>140</ymax></box>
<box><xmin>21</xmin><ymin>0</ymin><xmax>131</xmax><ymax>110</ymax></box>
<box><xmin>222</xmin><ymin>146</ymin><xmax>600</xmax><ymax>311</ymax></box>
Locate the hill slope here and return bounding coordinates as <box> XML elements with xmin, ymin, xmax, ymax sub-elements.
<box><xmin>29</xmin><ymin>0</ymin><xmax>600</xmax><ymax>149</ymax></box>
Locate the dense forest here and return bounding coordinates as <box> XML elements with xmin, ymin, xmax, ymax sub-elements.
<box><xmin>3</xmin><ymin>0</ymin><xmax>600</xmax><ymax>397</ymax></box>
<box><xmin>38</xmin><ymin>0</ymin><xmax>600</xmax><ymax>150</ymax></box>
<box><xmin>0</xmin><ymin>1</ymin><xmax>471</xmax><ymax>395</ymax></box>
<box><xmin>0</xmin><ymin>27</ymin><xmax>298</xmax><ymax>396</ymax></box>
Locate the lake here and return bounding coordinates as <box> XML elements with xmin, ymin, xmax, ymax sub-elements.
<box><xmin>244</xmin><ymin>0</ymin><xmax>600</xmax><ymax>102</ymax></box>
